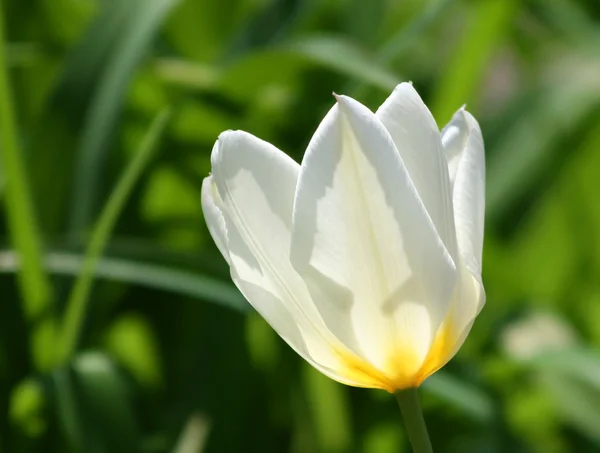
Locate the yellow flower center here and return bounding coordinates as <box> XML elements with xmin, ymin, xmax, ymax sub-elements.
<box><xmin>334</xmin><ymin>321</ymin><xmax>457</xmax><ymax>393</ymax></box>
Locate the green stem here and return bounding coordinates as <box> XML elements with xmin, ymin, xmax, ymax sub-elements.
<box><xmin>395</xmin><ymin>388</ymin><xmax>433</xmax><ymax>453</ymax></box>
<box><xmin>55</xmin><ymin>109</ymin><xmax>170</xmax><ymax>365</ymax></box>
<box><xmin>0</xmin><ymin>0</ymin><xmax>53</xmax><ymax>320</ymax></box>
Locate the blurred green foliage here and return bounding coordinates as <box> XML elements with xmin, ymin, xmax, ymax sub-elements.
<box><xmin>1</xmin><ymin>0</ymin><xmax>600</xmax><ymax>451</ymax></box>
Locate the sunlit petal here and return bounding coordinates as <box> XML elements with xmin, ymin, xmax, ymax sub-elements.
<box><xmin>291</xmin><ymin>95</ymin><xmax>456</xmax><ymax>386</ymax></box>
<box><xmin>441</xmin><ymin>108</ymin><xmax>486</xmax><ymax>275</ymax></box>
<box><xmin>376</xmin><ymin>83</ymin><xmax>458</xmax><ymax>261</ymax></box>
<box><xmin>209</xmin><ymin>130</ymin><xmax>387</xmax><ymax>387</ymax></box>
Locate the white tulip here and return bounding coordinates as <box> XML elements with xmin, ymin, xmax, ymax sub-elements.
<box><xmin>202</xmin><ymin>83</ymin><xmax>485</xmax><ymax>392</ymax></box>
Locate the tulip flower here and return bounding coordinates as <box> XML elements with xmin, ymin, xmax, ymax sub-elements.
<box><xmin>202</xmin><ymin>82</ymin><xmax>485</xmax><ymax>394</ymax></box>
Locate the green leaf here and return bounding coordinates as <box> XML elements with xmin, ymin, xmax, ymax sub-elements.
<box><xmin>283</xmin><ymin>35</ymin><xmax>400</xmax><ymax>91</ymax></box>
<box><xmin>57</xmin><ymin>110</ymin><xmax>170</xmax><ymax>365</ymax></box>
<box><xmin>343</xmin><ymin>0</ymin><xmax>385</xmax><ymax>45</ymax></box>
<box><xmin>377</xmin><ymin>0</ymin><xmax>456</xmax><ymax>65</ymax></box>
<box><xmin>103</xmin><ymin>313</ymin><xmax>162</xmax><ymax>388</ymax></box>
<box><xmin>532</xmin><ymin>0</ymin><xmax>600</xmax><ymax>52</ymax></box>
<box><xmin>140</xmin><ymin>165</ymin><xmax>204</xmax><ymax>250</ymax></box>
<box><xmin>527</xmin><ymin>348</ymin><xmax>600</xmax><ymax>391</ymax></box>
<box><xmin>0</xmin><ymin>2</ymin><xmax>53</xmax><ymax>320</ymax></box>
<box><xmin>29</xmin><ymin>0</ymin><xmax>136</xmax><ymax>232</ymax></box>
<box><xmin>225</xmin><ymin>0</ymin><xmax>308</xmax><ymax>59</ymax></box>
<box><xmin>345</xmin><ymin>0</ymin><xmax>457</xmax><ymax>98</ymax></box>
<box><xmin>163</xmin><ymin>0</ymin><xmax>248</xmax><ymax>61</ymax></box>
<box><xmin>302</xmin><ymin>365</ymin><xmax>352</xmax><ymax>453</ymax></box>
<box><xmin>68</xmin><ymin>0</ymin><xmax>181</xmax><ymax>235</ymax></box>
<box><xmin>0</xmin><ymin>250</ymin><xmax>246</xmax><ymax>312</ymax></box>
<box><xmin>430</xmin><ymin>0</ymin><xmax>517</xmax><ymax>124</ymax></box>
<box><xmin>31</xmin><ymin>318</ymin><xmax>59</xmax><ymax>372</ymax></box>
<box><xmin>53</xmin><ymin>352</ymin><xmax>141</xmax><ymax>453</ymax></box>
<box><xmin>506</xmin><ymin>194</ymin><xmax>578</xmax><ymax>300</ymax></box>
<box><xmin>9</xmin><ymin>377</ymin><xmax>47</xmax><ymax>438</ymax></box>
<box><xmin>361</xmin><ymin>422</ymin><xmax>404</xmax><ymax>453</ymax></box>
<box><xmin>217</xmin><ymin>50</ymin><xmax>306</xmax><ymax>102</ymax></box>
<box><xmin>422</xmin><ymin>371</ymin><xmax>494</xmax><ymax>422</ymax></box>
<box><xmin>486</xmin><ymin>81</ymin><xmax>600</xmax><ymax>220</ymax></box>
<box><xmin>525</xmin><ymin>349</ymin><xmax>600</xmax><ymax>444</ymax></box>
<box><xmin>540</xmin><ymin>374</ymin><xmax>600</xmax><ymax>445</ymax></box>
<box><xmin>172</xmin><ymin>413</ymin><xmax>212</xmax><ymax>453</ymax></box>
<box><xmin>39</xmin><ymin>0</ymin><xmax>96</xmax><ymax>45</ymax></box>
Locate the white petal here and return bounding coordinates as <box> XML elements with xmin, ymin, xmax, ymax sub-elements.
<box><xmin>442</xmin><ymin>108</ymin><xmax>486</xmax><ymax>275</ymax></box>
<box><xmin>423</xmin><ymin>107</ymin><xmax>485</xmax><ymax>375</ymax></box>
<box><xmin>376</xmin><ymin>83</ymin><xmax>458</xmax><ymax>261</ymax></box>
<box><xmin>209</xmin><ymin>130</ymin><xmax>361</xmax><ymax>381</ymax></box>
<box><xmin>291</xmin><ymin>95</ymin><xmax>457</xmax><ymax>376</ymax></box>
<box><xmin>441</xmin><ymin>266</ymin><xmax>485</xmax><ymax>367</ymax></box>
<box><xmin>450</xmin><ymin>266</ymin><xmax>485</xmax><ymax>351</ymax></box>
<box><xmin>440</xmin><ymin>106</ymin><xmax>468</xmax><ymax>186</ymax></box>
<box><xmin>201</xmin><ymin>175</ymin><xmax>230</xmax><ymax>264</ymax></box>
<box><xmin>415</xmin><ymin>264</ymin><xmax>484</xmax><ymax>383</ymax></box>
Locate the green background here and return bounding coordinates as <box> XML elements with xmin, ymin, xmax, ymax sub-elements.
<box><xmin>2</xmin><ymin>0</ymin><xmax>600</xmax><ymax>451</ymax></box>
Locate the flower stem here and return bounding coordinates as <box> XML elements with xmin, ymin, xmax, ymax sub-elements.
<box><xmin>395</xmin><ymin>388</ymin><xmax>433</xmax><ymax>453</ymax></box>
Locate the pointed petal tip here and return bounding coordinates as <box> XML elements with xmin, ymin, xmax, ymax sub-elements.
<box><xmin>460</xmin><ymin>109</ymin><xmax>481</xmax><ymax>133</ymax></box>
<box><xmin>333</xmin><ymin>92</ymin><xmax>350</xmax><ymax>105</ymax></box>
<box><xmin>332</xmin><ymin>94</ymin><xmax>358</xmax><ymax>116</ymax></box>
<box><xmin>388</xmin><ymin>82</ymin><xmax>423</xmax><ymax>103</ymax></box>
<box><xmin>448</xmin><ymin>105</ymin><xmax>478</xmax><ymax>130</ymax></box>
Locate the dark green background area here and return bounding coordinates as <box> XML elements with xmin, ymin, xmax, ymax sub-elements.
<box><xmin>1</xmin><ymin>0</ymin><xmax>600</xmax><ymax>451</ymax></box>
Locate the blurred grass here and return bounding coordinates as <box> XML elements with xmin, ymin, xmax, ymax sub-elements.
<box><xmin>2</xmin><ymin>0</ymin><xmax>600</xmax><ymax>452</ymax></box>
<box><xmin>0</xmin><ymin>0</ymin><xmax>52</xmax><ymax>320</ymax></box>
<box><xmin>67</xmin><ymin>0</ymin><xmax>180</xmax><ymax>235</ymax></box>
<box><xmin>57</xmin><ymin>109</ymin><xmax>170</xmax><ymax>366</ymax></box>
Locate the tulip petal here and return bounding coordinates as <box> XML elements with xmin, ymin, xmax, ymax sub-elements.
<box><xmin>441</xmin><ymin>108</ymin><xmax>485</xmax><ymax>275</ymax></box>
<box><xmin>201</xmin><ymin>175</ymin><xmax>230</xmax><ymax>264</ymax></box>
<box><xmin>291</xmin><ymin>95</ymin><xmax>456</xmax><ymax>382</ymax></box>
<box><xmin>376</xmin><ymin>83</ymin><xmax>458</xmax><ymax>260</ymax></box>
<box><xmin>415</xmin><ymin>265</ymin><xmax>484</xmax><ymax>384</ymax></box>
<box><xmin>209</xmin><ymin>130</ymin><xmax>382</xmax><ymax>387</ymax></box>
<box><xmin>440</xmin><ymin>107</ymin><xmax>467</xmax><ymax>187</ymax></box>
<box><xmin>448</xmin><ymin>268</ymin><xmax>485</xmax><ymax>352</ymax></box>
<box><xmin>414</xmin><ymin>108</ymin><xmax>486</xmax><ymax>382</ymax></box>
<box><xmin>443</xmin><ymin>108</ymin><xmax>486</xmax><ymax>359</ymax></box>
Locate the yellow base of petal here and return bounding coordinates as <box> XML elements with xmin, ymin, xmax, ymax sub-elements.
<box><xmin>333</xmin><ymin>322</ymin><xmax>457</xmax><ymax>393</ymax></box>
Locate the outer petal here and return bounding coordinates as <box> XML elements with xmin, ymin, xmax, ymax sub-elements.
<box><xmin>201</xmin><ymin>175</ymin><xmax>230</xmax><ymax>264</ymax></box>
<box><xmin>441</xmin><ymin>108</ymin><xmax>485</xmax><ymax>275</ymax></box>
<box><xmin>376</xmin><ymin>83</ymin><xmax>458</xmax><ymax>261</ymax></box>
<box><xmin>440</xmin><ymin>106</ymin><xmax>467</xmax><ymax>186</ymax></box>
<box><xmin>444</xmin><ymin>108</ymin><xmax>486</xmax><ymax>352</ymax></box>
<box><xmin>290</xmin><ymin>95</ymin><xmax>456</xmax><ymax>385</ymax></box>
<box><xmin>208</xmin><ymin>131</ymin><xmax>384</xmax><ymax>388</ymax></box>
<box><xmin>415</xmin><ymin>108</ymin><xmax>486</xmax><ymax>382</ymax></box>
<box><xmin>414</xmin><ymin>265</ymin><xmax>485</xmax><ymax>384</ymax></box>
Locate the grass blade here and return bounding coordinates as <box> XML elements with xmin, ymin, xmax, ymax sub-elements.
<box><xmin>56</xmin><ymin>109</ymin><xmax>170</xmax><ymax>365</ymax></box>
<box><xmin>0</xmin><ymin>250</ymin><xmax>246</xmax><ymax>312</ymax></box>
<box><xmin>423</xmin><ymin>371</ymin><xmax>494</xmax><ymax>422</ymax></box>
<box><xmin>283</xmin><ymin>35</ymin><xmax>400</xmax><ymax>91</ymax></box>
<box><xmin>0</xmin><ymin>2</ymin><xmax>52</xmax><ymax>319</ymax></box>
<box><xmin>430</xmin><ymin>0</ymin><xmax>517</xmax><ymax>124</ymax></box>
<box><xmin>378</xmin><ymin>0</ymin><xmax>456</xmax><ymax>65</ymax></box>
<box><xmin>68</xmin><ymin>0</ymin><xmax>181</xmax><ymax>236</ymax></box>
<box><xmin>53</xmin><ymin>352</ymin><xmax>142</xmax><ymax>452</ymax></box>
